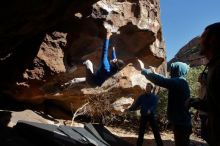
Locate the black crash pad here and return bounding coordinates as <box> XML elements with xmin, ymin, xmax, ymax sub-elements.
<box><xmin>15</xmin><ymin>120</ymin><xmax>133</xmax><ymax>146</ymax></box>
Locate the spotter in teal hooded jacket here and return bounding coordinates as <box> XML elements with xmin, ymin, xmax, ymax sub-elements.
<box><xmin>141</xmin><ymin>62</ymin><xmax>191</xmax><ymax>126</ymax></box>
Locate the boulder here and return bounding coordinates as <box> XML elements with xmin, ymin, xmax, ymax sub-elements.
<box><xmin>0</xmin><ymin>0</ymin><xmax>166</xmax><ymax>114</ymax></box>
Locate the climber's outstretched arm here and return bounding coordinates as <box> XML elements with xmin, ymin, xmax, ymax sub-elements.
<box><xmin>111</xmin><ymin>47</ymin><xmax>117</xmax><ymax>61</ymax></box>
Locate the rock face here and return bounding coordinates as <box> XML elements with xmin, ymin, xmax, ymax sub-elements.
<box><xmin>168</xmin><ymin>36</ymin><xmax>207</xmax><ymax>67</ymax></box>
<box><xmin>0</xmin><ymin>0</ymin><xmax>166</xmax><ymax>114</ymax></box>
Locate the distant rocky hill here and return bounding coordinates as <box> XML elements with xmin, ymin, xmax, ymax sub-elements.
<box><xmin>168</xmin><ymin>36</ymin><xmax>207</xmax><ymax>67</ymax></box>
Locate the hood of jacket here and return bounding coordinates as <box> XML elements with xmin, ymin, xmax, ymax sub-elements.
<box><xmin>170</xmin><ymin>62</ymin><xmax>189</xmax><ymax>78</ymax></box>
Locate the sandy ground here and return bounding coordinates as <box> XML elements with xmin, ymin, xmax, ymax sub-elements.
<box><xmin>106</xmin><ymin>126</ymin><xmax>208</xmax><ymax>146</ymax></box>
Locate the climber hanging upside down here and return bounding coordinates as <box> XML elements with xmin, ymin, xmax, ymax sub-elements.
<box><xmin>62</xmin><ymin>29</ymin><xmax>125</xmax><ymax>87</ymax></box>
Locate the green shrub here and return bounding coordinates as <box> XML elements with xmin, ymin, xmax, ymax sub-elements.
<box><xmin>186</xmin><ymin>65</ymin><xmax>205</xmax><ymax>98</ymax></box>
<box><xmin>156</xmin><ymin>88</ymin><xmax>168</xmax><ymax>130</ymax></box>
<box><xmin>186</xmin><ymin>65</ymin><xmax>206</xmax><ymax>134</ymax></box>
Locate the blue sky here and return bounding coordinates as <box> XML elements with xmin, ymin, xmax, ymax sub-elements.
<box><xmin>160</xmin><ymin>0</ymin><xmax>220</xmax><ymax>61</ymax></box>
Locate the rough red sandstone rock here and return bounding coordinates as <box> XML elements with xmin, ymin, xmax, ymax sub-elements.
<box><xmin>0</xmin><ymin>0</ymin><xmax>166</xmax><ymax>114</ymax></box>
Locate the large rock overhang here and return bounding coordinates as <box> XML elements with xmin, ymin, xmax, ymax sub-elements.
<box><xmin>0</xmin><ymin>0</ymin><xmax>166</xmax><ymax>113</ymax></box>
